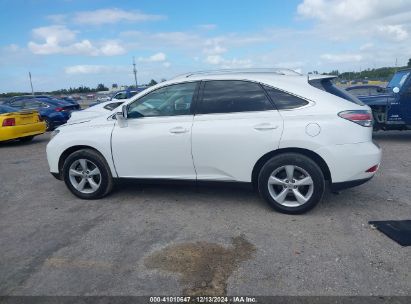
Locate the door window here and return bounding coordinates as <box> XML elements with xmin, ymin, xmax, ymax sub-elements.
<box><xmin>127</xmin><ymin>82</ymin><xmax>197</xmax><ymax>118</ymax></box>
<box><xmin>197</xmin><ymin>80</ymin><xmax>274</xmax><ymax>114</ymax></box>
<box><xmin>263</xmin><ymin>86</ymin><xmax>310</xmax><ymax>109</ymax></box>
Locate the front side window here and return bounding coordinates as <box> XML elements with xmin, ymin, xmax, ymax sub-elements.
<box><xmin>128</xmin><ymin>82</ymin><xmax>197</xmax><ymax>118</ymax></box>
<box><xmin>263</xmin><ymin>86</ymin><xmax>309</xmax><ymax>109</ymax></box>
<box><xmin>197</xmin><ymin>80</ymin><xmax>274</xmax><ymax>114</ymax></box>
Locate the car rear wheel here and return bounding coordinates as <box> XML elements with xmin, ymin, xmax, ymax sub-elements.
<box><xmin>258</xmin><ymin>153</ymin><xmax>325</xmax><ymax>214</ymax></box>
<box><xmin>62</xmin><ymin>149</ymin><xmax>113</xmax><ymax>199</ymax></box>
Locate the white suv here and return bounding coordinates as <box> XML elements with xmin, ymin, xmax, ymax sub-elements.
<box><xmin>47</xmin><ymin>69</ymin><xmax>381</xmax><ymax>214</ymax></box>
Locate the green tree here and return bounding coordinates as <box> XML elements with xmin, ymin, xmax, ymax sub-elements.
<box><xmin>408</xmin><ymin>58</ymin><xmax>411</xmax><ymax>67</ymax></box>
<box><xmin>97</xmin><ymin>83</ymin><xmax>109</xmax><ymax>91</ymax></box>
<box><xmin>148</xmin><ymin>79</ymin><xmax>158</xmax><ymax>86</ymax></box>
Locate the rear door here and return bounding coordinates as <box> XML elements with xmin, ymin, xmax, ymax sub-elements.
<box><xmin>191</xmin><ymin>80</ymin><xmax>284</xmax><ymax>182</ymax></box>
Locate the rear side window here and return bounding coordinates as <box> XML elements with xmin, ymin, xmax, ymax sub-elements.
<box><xmin>263</xmin><ymin>86</ymin><xmax>308</xmax><ymax>110</ymax></box>
<box><xmin>197</xmin><ymin>80</ymin><xmax>274</xmax><ymax>114</ymax></box>
<box><xmin>309</xmin><ymin>79</ymin><xmax>364</xmax><ymax>105</ymax></box>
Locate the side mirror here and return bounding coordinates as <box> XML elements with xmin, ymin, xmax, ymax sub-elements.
<box><xmin>393</xmin><ymin>87</ymin><xmax>400</xmax><ymax>94</ymax></box>
<box><xmin>115</xmin><ymin>105</ymin><xmax>128</xmax><ymax>128</ymax></box>
<box><xmin>122</xmin><ymin>104</ymin><xmax>128</xmax><ymax>119</ymax></box>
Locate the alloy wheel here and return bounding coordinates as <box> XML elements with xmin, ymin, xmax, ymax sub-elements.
<box><xmin>267</xmin><ymin>165</ymin><xmax>314</xmax><ymax>207</ymax></box>
<box><xmin>68</xmin><ymin>159</ymin><xmax>101</xmax><ymax>194</ymax></box>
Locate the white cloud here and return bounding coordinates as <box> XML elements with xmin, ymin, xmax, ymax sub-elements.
<box><xmin>297</xmin><ymin>0</ymin><xmax>409</xmax><ymax>23</ymax></box>
<box><xmin>321</xmin><ymin>53</ymin><xmax>363</xmax><ymax>63</ymax></box>
<box><xmin>138</xmin><ymin>52</ymin><xmax>167</xmax><ymax>62</ymax></box>
<box><xmin>64</xmin><ymin>65</ymin><xmax>127</xmax><ymax>75</ymax></box>
<box><xmin>205</xmin><ymin>54</ymin><xmax>252</xmax><ymax>68</ymax></box>
<box><xmin>297</xmin><ymin>0</ymin><xmax>411</xmax><ymax>42</ymax></box>
<box><xmin>99</xmin><ymin>41</ymin><xmax>126</xmax><ymax>56</ymax></box>
<box><xmin>205</xmin><ymin>55</ymin><xmax>224</xmax><ymax>65</ymax></box>
<box><xmin>73</xmin><ymin>8</ymin><xmax>165</xmax><ymax>25</ymax></box>
<box><xmin>377</xmin><ymin>24</ymin><xmax>409</xmax><ymax>41</ymax></box>
<box><xmin>28</xmin><ymin>25</ymin><xmax>125</xmax><ymax>56</ymax></box>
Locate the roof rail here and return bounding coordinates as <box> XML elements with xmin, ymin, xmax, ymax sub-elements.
<box><xmin>173</xmin><ymin>68</ymin><xmax>302</xmax><ymax>79</ymax></box>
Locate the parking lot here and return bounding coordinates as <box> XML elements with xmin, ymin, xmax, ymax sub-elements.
<box><xmin>0</xmin><ymin>131</ymin><xmax>410</xmax><ymax>296</ymax></box>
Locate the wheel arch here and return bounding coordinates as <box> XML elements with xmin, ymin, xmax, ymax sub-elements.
<box><xmin>251</xmin><ymin>148</ymin><xmax>332</xmax><ymax>187</ymax></box>
<box><xmin>58</xmin><ymin>145</ymin><xmax>109</xmax><ymax>177</ymax></box>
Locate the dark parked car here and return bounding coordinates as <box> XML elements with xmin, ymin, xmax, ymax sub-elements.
<box><xmin>8</xmin><ymin>95</ymin><xmax>80</xmax><ymax>107</ymax></box>
<box><xmin>346</xmin><ymin>69</ymin><xmax>411</xmax><ymax>131</ymax></box>
<box><xmin>2</xmin><ymin>98</ymin><xmax>79</xmax><ymax>130</ymax></box>
<box><xmin>346</xmin><ymin>85</ymin><xmax>385</xmax><ymax>96</ymax></box>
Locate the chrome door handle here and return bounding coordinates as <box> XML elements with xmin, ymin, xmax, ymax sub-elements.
<box><xmin>253</xmin><ymin>123</ymin><xmax>279</xmax><ymax>131</ymax></box>
<box><xmin>169</xmin><ymin>127</ymin><xmax>189</xmax><ymax>134</ymax></box>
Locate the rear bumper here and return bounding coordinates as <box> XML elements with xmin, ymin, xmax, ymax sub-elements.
<box><xmin>330</xmin><ymin>177</ymin><xmax>373</xmax><ymax>192</ymax></box>
<box><xmin>0</xmin><ymin>122</ymin><xmax>46</xmax><ymax>141</ymax></box>
<box><xmin>315</xmin><ymin>141</ymin><xmax>382</xmax><ymax>183</ymax></box>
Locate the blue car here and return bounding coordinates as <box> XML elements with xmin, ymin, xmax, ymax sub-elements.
<box><xmin>8</xmin><ymin>95</ymin><xmax>80</xmax><ymax>107</ymax></box>
<box><xmin>2</xmin><ymin>98</ymin><xmax>79</xmax><ymax>130</ymax></box>
<box><xmin>345</xmin><ymin>68</ymin><xmax>411</xmax><ymax>131</ymax></box>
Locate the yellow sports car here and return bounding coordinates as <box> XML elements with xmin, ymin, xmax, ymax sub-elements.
<box><xmin>0</xmin><ymin>104</ymin><xmax>46</xmax><ymax>142</ymax></box>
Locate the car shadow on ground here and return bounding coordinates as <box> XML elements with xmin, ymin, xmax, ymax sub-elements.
<box><xmin>373</xmin><ymin>130</ymin><xmax>411</xmax><ymax>141</ymax></box>
<box><xmin>106</xmin><ymin>178</ymin><xmax>355</xmax><ymax>214</ymax></box>
<box><xmin>0</xmin><ymin>136</ymin><xmax>49</xmax><ymax>148</ymax></box>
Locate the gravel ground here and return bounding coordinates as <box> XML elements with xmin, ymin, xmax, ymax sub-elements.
<box><xmin>0</xmin><ymin>132</ymin><xmax>410</xmax><ymax>296</ymax></box>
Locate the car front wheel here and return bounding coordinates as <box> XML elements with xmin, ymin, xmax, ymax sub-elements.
<box><xmin>258</xmin><ymin>153</ymin><xmax>325</xmax><ymax>214</ymax></box>
<box><xmin>62</xmin><ymin>149</ymin><xmax>113</xmax><ymax>199</ymax></box>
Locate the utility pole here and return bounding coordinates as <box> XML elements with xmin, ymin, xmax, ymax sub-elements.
<box><xmin>132</xmin><ymin>57</ymin><xmax>138</xmax><ymax>89</ymax></box>
<box><xmin>28</xmin><ymin>71</ymin><xmax>34</xmax><ymax>96</ymax></box>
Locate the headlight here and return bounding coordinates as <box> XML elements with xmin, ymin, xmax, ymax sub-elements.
<box><xmin>50</xmin><ymin>129</ymin><xmax>60</xmax><ymax>140</ymax></box>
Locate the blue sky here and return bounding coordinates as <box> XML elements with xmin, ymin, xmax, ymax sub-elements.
<box><xmin>1</xmin><ymin>0</ymin><xmax>411</xmax><ymax>92</ymax></box>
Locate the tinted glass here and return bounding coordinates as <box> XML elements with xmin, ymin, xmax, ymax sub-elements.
<box><xmin>309</xmin><ymin>79</ymin><xmax>364</xmax><ymax>105</ymax></box>
<box><xmin>198</xmin><ymin>80</ymin><xmax>273</xmax><ymax>114</ymax></box>
<box><xmin>9</xmin><ymin>100</ymin><xmax>25</xmax><ymax>107</ymax></box>
<box><xmin>114</xmin><ymin>92</ymin><xmax>128</xmax><ymax>100</ymax></box>
<box><xmin>387</xmin><ymin>70</ymin><xmax>410</xmax><ymax>89</ymax></box>
<box><xmin>346</xmin><ymin>87</ymin><xmax>371</xmax><ymax>96</ymax></box>
<box><xmin>263</xmin><ymin>86</ymin><xmax>309</xmax><ymax>110</ymax></box>
<box><xmin>25</xmin><ymin>100</ymin><xmax>48</xmax><ymax>109</ymax></box>
<box><xmin>128</xmin><ymin>82</ymin><xmax>197</xmax><ymax>118</ymax></box>
<box><xmin>104</xmin><ymin>102</ymin><xmax>123</xmax><ymax>110</ymax></box>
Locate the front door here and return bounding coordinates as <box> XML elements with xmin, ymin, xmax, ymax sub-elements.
<box><xmin>111</xmin><ymin>81</ymin><xmax>199</xmax><ymax>179</ymax></box>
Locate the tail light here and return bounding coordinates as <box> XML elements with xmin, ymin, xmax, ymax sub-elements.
<box><xmin>338</xmin><ymin>110</ymin><xmax>373</xmax><ymax>127</ymax></box>
<box><xmin>55</xmin><ymin>107</ymin><xmax>64</xmax><ymax>112</ymax></box>
<box><xmin>366</xmin><ymin>164</ymin><xmax>379</xmax><ymax>173</ymax></box>
<box><xmin>2</xmin><ymin>118</ymin><xmax>16</xmax><ymax>127</ymax></box>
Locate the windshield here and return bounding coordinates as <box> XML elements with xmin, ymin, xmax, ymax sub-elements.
<box><xmin>309</xmin><ymin>78</ymin><xmax>364</xmax><ymax>105</ymax></box>
<box><xmin>387</xmin><ymin>70</ymin><xmax>410</xmax><ymax>89</ymax></box>
<box><xmin>0</xmin><ymin>105</ymin><xmax>18</xmax><ymax>114</ymax></box>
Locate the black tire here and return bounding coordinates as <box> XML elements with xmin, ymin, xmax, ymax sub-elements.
<box><xmin>62</xmin><ymin>149</ymin><xmax>113</xmax><ymax>199</ymax></box>
<box><xmin>44</xmin><ymin>118</ymin><xmax>54</xmax><ymax>131</ymax></box>
<box><xmin>19</xmin><ymin>136</ymin><xmax>34</xmax><ymax>142</ymax></box>
<box><xmin>258</xmin><ymin>153</ymin><xmax>325</xmax><ymax>214</ymax></box>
